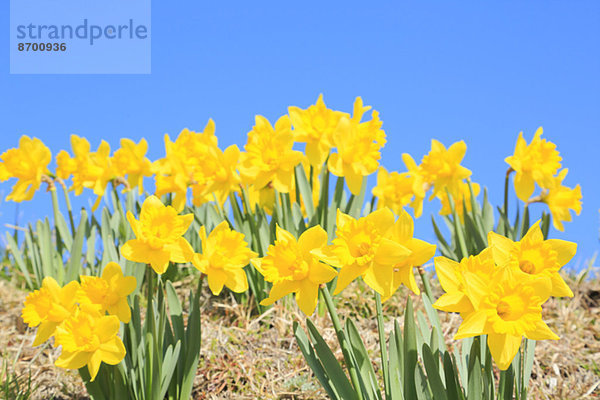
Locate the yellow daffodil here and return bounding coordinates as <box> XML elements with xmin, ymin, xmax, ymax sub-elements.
<box><xmin>57</xmin><ymin>135</ymin><xmax>115</xmax><ymax>210</ymax></box>
<box><xmin>487</xmin><ymin>222</ymin><xmax>576</xmax><ymax>297</ymax></box>
<box><xmin>154</xmin><ymin>166</ymin><xmax>189</xmax><ymax>212</ymax></box>
<box><xmin>153</xmin><ymin>120</ymin><xmax>220</xmax><ymax>210</ymax></box>
<box><xmin>401</xmin><ymin>154</ymin><xmax>428</xmax><ymax>217</ymax></box>
<box><xmin>453</xmin><ymin>271</ymin><xmax>557</xmax><ymax>370</ymax></box>
<box><xmin>121</xmin><ymin>195</ymin><xmax>194</xmax><ymax>274</ymax></box>
<box><xmin>319</xmin><ymin>208</ymin><xmax>411</xmax><ymax>297</ymax></box>
<box><xmin>21</xmin><ymin>277</ymin><xmax>80</xmax><ymax>346</ymax></box>
<box><xmin>505</xmin><ymin>127</ymin><xmax>562</xmax><ymax>202</ymax></box>
<box><xmin>112</xmin><ymin>138</ymin><xmax>153</xmax><ymax>193</ymax></box>
<box><xmin>0</xmin><ymin>135</ymin><xmax>52</xmax><ymax>202</ymax></box>
<box><xmin>433</xmin><ymin>248</ymin><xmax>496</xmax><ymax>314</ymax></box>
<box><xmin>541</xmin><ymin>169</ymin><xmax>582</xmax><ymax>232</ymax></box>
<box><xmin>253</xmin><ymin>226</ymin><xmax>337</xmax><ymax>315</ymax></box>
<box><xmin>289</xmin><ymin>94</ymin><xmax>348</xmax><ymax>167</ymax></box>
<box><xmin>247</xmin><ymin>183</ymin><xmax>276</xmax><ymax>215</ymax></box>
<box><xmin>419</xmin><ymin>140</ymin><xmax>471</xmax><ymax>198</ymax></box>
<box><xmin>328</xmin><ymin>97</ymin><xmax>386</xmax><ymax>195</ymax></box>
<box><xmin>437</xmin><ymin>180</ymin><xmax>480</xmax><ymax>219</ymax></box>
<box><xmin>78</xmin><ymin>262</ymin><xmax>137</xmax><ymax>323</ymax></box>
<box><xmin>203</xmin><ymin>145</ymin><xmax>242</xmax><ymax>206</ymax></box>
<box><xmin>239</xmin><ymin>115</ymin><xmax>305</xmax><ymax>193</ymax></box>
<box><xmin>382</xmin><ymin>209</ymin><xmax>436</xmax><ymax>299</ymax></box>
<box><xmin>54</xmin><ymin>307</ymin><xmax>126</xmax><ymax>381</ymax></box>
<box><xmin>372</xmin><ymin>167</ymin><xmax>417</xmax><ymax>216</ymax></box>
<box><xmin>192</xmin><ymin>221</ymin><xmax>257</xmax><ymax>295</ymax></box>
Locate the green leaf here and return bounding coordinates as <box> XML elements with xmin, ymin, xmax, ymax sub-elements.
<box><xmin>294</xmin><ymin>321</ymin><xmax>340</xmax><ymax>400</ymax></box>
<box><xmin>295</xmin><ymin>164</ymin><xmax>316</xmax><ymax>220</ymax></box>
<box><xmin>5</xmin><ymin>232</ymin><xmax>33</xmax><ymax>290</ymax></box>
<box><xmin>443</xmin><ymin>352</ymin><xmax>463</xmax><ymax>400</ymax></box>
<box><xmin>422</xmin><ymin>344</ymin><xmax>448</xmax><ymax>400</ymax></box>
<box><xmin>404</xmin><ymin>296</ymin><xmax>418</xmax><ymax>400</ymax></box>
<box><xmin>66</xmin><ymin>210</ymin><xmax>87</xmax><ymax>283</ymax></box>
<box><xmin>306</xmin><ymin>319</ymin><xmax>359</xmax><ymax>400</ymax></box>
<box><xmin>345</xmin><ymin>319</ymin><xmax>382</xmax><ymax>400</ymax></box>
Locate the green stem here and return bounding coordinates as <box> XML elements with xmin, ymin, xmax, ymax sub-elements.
<box><xmin>375</xmin><ymin>292</ymin><xmax>390</xmax><ymax>399</ymax></box>
<box><xmin>520</xmin><ymin>204</ymin><xmax>529</xmax><ymax>240</ymax></box>
<box><xmin>320</xmin><ymin>286</ymin><xmax>363</xmax><ymax>400</ymax></box>
<box><xmin>370</xmin><ymin>195</ymin><xmax>377</xmax><ymax>213</ymax></box>
<box><xmin>504</xmin><ymin>168</ymin><xmax>512</xmax><ymax>216</ymax></box>
<box><xmin>59</xmin><ymin>180</ymin><xmax>76</xmax><ymax>234</ymax></box>
<box><xmin>417</xmin><ymin>267</ymin><xmax>434</xmax><ymax>301</ymax></box>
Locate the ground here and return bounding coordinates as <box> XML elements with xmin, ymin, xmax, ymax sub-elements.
<box><xmin>1</xmin><ymin>269</ymin><xmax>598</xmax><ymax>400</ymax></box>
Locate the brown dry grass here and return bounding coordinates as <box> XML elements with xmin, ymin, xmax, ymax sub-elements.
<box><xmin>1</xmin><ymin>269</ymin><xmax>599</xmax><ymax>400</ymax></box>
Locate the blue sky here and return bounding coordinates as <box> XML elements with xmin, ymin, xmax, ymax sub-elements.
<box><xmin>1</xmin><ymin>1</ymin><xmax>599</xmax><ymax>271</ymax></box>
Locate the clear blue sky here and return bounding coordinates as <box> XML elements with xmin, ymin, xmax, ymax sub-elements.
<box><xmin>1</xmin><ymin>1</ymin><xmax>599</xmax><ymax>271</ymax></box>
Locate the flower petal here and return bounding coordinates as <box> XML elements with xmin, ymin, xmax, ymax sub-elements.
<box><xmin>487</xmin><ymin>333</ymin><xmax>522</xmax><ymax>371</ymax></box>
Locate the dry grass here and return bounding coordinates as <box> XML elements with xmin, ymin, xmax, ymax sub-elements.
<box><xmin>1</xmin><ymin>270</ymin><xmax>599</xmax><ymax>400</ymax></box>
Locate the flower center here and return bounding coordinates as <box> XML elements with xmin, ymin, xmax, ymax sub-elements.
<box><xmin>519</xmin><ymin>260</ymin><xmax>536</xmax><ymax>274</ymax></box>
<box><xmin>496</xmin><ymin>295</ymin><xmax>525</xmax><ymax>321</ymax></box>
<box><xmin>290</xmin><ymin>260</ymin><xmax>309</xmax><ymax>281</ymax></box>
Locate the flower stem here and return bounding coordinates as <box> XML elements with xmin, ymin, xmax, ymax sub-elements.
<box><xmin>504</xmin><ymin>168</ymin><xmax>513</xmax><ymax>217</ymax></box>
<box><xmin>320</xmin><ymin>285</ymin><xmax>363</xmax><ymax>400</ymax></box>
<box><xmin>375</xmin><ymin>292</ymin><xmax>390</xmax><ymax>399</ymax></box>
<box><xmin>417</xmin><ymin>266</ymin><xmax>434</xmax><ymax>301</ymax></box>
<box><xmin>58</xmin><ymin>179</ymin><xmax>76</xmax><ymax>234</ymax></box>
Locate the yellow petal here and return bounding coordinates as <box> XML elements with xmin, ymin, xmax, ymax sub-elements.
<box><xmin>374</xmin><ymin>238</ymin><xmax>411</xmax><ymax>265</ymax></box>
<box><xmin>207</xmin><ymin>269</ymin><xmax>228</xmax><ymax>295</ymax></box>
<box><xmin>165</xmin><ymin>237</ymin><xmax>194</xmax><ymax>263</ymax></box>
<box><xmin>332</xmin><ymin>264</ymin><xmax>365</xmax><ymax>295</ymax></box>
<box><xmin>546</xmin><ymin>239</ymin><xmax>577</xmax><ymax>266</ymax></box>
<box><xmin>487</xmin><ymin>333</ymin><xmax>522</xmax><ymax>371</ymax></box>
<box><xmin>260</xmin><ymin>281</ymin><xmax>299</xmax><ymax>306</ymax></box>
<box><xmin>434</xmin><ymin>257</ymin><xmax>460</xmax><ymax>292</ymax></box>
<box><xmin>295</xmin><ymin>280</ymin><xmax>319</xmax><ymax>316</ymax></box>
<box><xmin>514</xmin><ymin>172</ymin><xmax>535</xmax><ymax>202</ymax></box>
<box><xmin>308</xmin><ymin>261</ymin><xmax>337</xmax><ymax>285</ymax></box>
<box><xmin>487</xmin><ymin>231</ymin><xmax>515</xmax><ymax>266</ymax></box>
<box><xmin>97</xmin><ymin>316</ymin><xmax>120</xmax><ymax>342</ymax></box>
<box><xmin>87</xmin><ymin>351</ymin><xmax>103</xmax><ymax>381</ymax></box>
<box><xmin>345</xmin><ymin>165</ymin><xmax>364</xmax><ymax>195</ymax></box>
<box><xmin>225</xmin><ymin>268</ymin><xmax>249</xmax><ymax>293</ymax></box>
<box><xmin>33</xmin><ymin>321</ymin><xmax>59</xmax><ymax>346</ymax></box>
<box><xmin>101</xmin><ymin>262</ymin><xmax>122</xmax><ymax>281</ymax></box>
<box><xmin>366</xmin><ymin>207</ymin><xmax>396</xmax><ymax>234</ymax></box>
<box><xmin>433</xmin><ymin>292</ymin><xmax>472</xmax><ymax>313</ymax></box>
<box><xmin>98</xmin><ymin>336</ymin><xmax>126</xmax><ymax>365</ymax></box>
<box><xmin>298</xmin><ymin>226</ymin><xmax>328</xmax><ymax>254</ymax></box>
<box><xmin>549</xmin><ymin>273</ymin><xmax>573</xmax><ymax>298</ymax></box>
<box><xmin>363</xmin><ymin>263</ymin><xmax>393</xmax><ymax>297</ymax></box>
<box><xmin>524</xmin><ymin>320</ymin><xmax>559</xmax><ymax>341</ymax></box>
<box><xmin>454</xmin><ymin>310</ymin><xmax>487</xmax><ymax>339</ymax></box>
<box><xmin>55</xmin><ymin>350</ymin><xmax>90</xmax><ymax>370</ymax></box>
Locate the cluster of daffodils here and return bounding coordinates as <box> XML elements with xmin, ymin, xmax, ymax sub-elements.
<box><xmin>121</xmin><ymin>195</ymin><xmax>256</xmax><ymax>296</ymax></box>
<box><xmin>254</xmin><ymin>207</ymin><xmax>436</xmax><ymax>315</ymax></box>
<box><xmin>373</xmin><ymin>140</ymin><xmax>474</xmax><ymax>219</ymax></box>
<box><xmin>0</xmin><ymin>97</ymin><xmax>581</xmax><ymax>232</ymax></box>
<box><xmin>505</xmin><ymin>127</ymin><xmax>582</xmax><ymax>231</ymax></box>
<box><xmin>433</xmin><ymin>222</ymin><xmax>576</xmax><ymax>370</ymax></box>
<box><xmin>21</xmin><ymin>263</ymin><xmax>136</xmax><ymax>380</ymax></box>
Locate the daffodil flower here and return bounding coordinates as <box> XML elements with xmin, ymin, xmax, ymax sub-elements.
<box><xmin>505</xmin><ymin>127</ymin><xmax>562</xmax><ymax>201</ymax></box>
<box><xmin>54</xmin><ymin>307</ymin><xmax>126</xmax><ymax>381</ymax></box>
<box><xmin>487</xmin><ymin>222</ymin><xmax>576</xmax><ymax>297</ymax></box>
<box><xmin>121</xmin><ymin>195</ymin><xmax>194</xmax><ymax>274</ymax></box>
<box><xmin>192</xmin><ymin>221</ymin><xmax>257</xmax><ymax>295</ymax></box>
<box><xmin>289</xmin><ymin>94</ymin><xmax>348</xmax><ymax>167</ymax></box>
<box><xmin>0</xmin><ymin>135</ymin><xmax>52</xmax><ymax>202</ymax></box>
<box><xmin>328</xmin><ymin>97</ymin><xmax>386</xmax><ymax>195</ymax></box>
<box><xmin>239</xmin><ymin>115</ymin><xmax>305</xmax><ymax>193</ymax></box>
<box><xmin>453</xmin><ymin>271</ymin><xmax>558</xmax><ymax>370</ymax></box>
<box><xmin>541</xmin><ymin>168</ymin><xmax>582</xmax><ymax>232</ymax></box>
<box><xmin>318</xmin><ymin>208</ymin><xmax>411</xmax><ymax>297</ymax></box>
<box><xmin>253</xmin><ymin>225</ymin><xmax>337</xmax><ymax>315</ymax></box>
<box><xmin>78</xmin><ymin>262</ymin><xmax>137</xmax><ymax>323</ymax></box>
<box><xmin>21</xmin><ymin>277</ymin><xmax>80</xmax><ymax>346</ymax></box>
